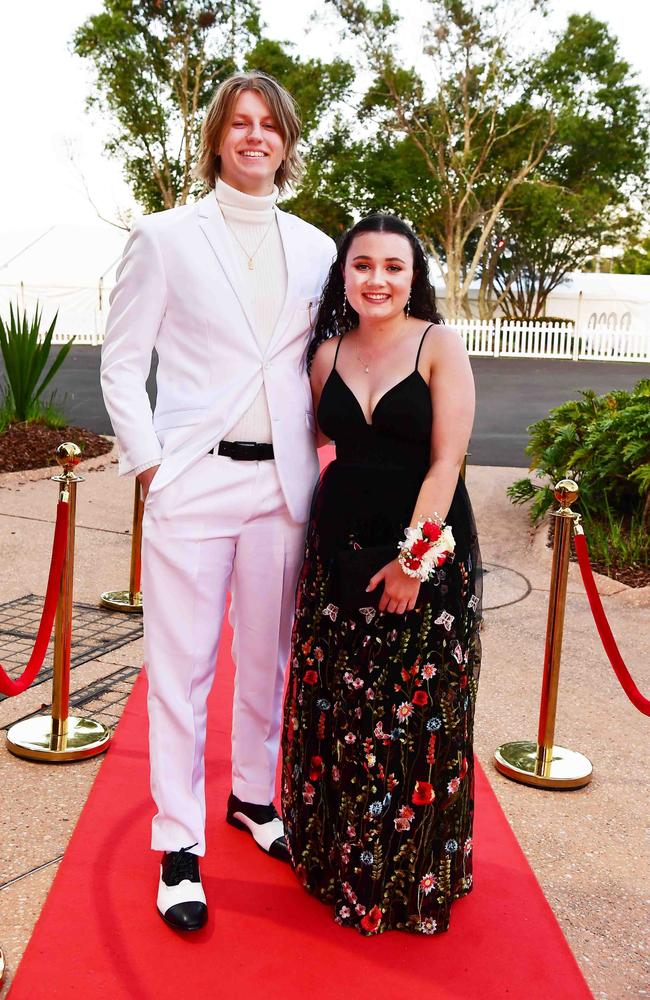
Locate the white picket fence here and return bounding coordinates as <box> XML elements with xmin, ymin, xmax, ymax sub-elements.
<box><xmin>2</xmin><ymin>282</ymin><xmax>650</xmax><ymax>362</ymax></box>
<box><xmin>453</xmin><ymin>317</ymin><xmax>650</xmax><ymax>363</ymax></box>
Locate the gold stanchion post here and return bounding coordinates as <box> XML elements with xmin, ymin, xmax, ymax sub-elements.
<box><xmin>99</xmin><ymin>479</ymin><xmax>143</xmax><ymax>612</ymax></box>
<box><xmin>494</xmin><ymin>479</ymin><xmax>593</xmax><ymax>789</ymax></box>
<box><xmin>6</xmin><ymin>443</ymin><xmax>112</xmax><ymax>762</ymax></box>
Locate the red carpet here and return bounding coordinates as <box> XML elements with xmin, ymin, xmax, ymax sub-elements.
<box><xmin>10</xmin><ymin>627</ymin><xmax>592</xmax><ymax>999</ymax></box>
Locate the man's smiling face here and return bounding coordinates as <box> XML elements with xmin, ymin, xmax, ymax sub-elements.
<box><xmin>217</xmin><ymin>89</ymin><xmax>285</xmax><ymax>196</ymax></box>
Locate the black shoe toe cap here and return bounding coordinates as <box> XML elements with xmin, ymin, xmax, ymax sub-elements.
<box><xmin>268</xmin><ymin>836</ymin><xmax>291</xmax><ymax>863</ymax></box>
<box><xmin>161</xmin><ymin>901</ymin><xmax>207</xmax><ymax>931</ymax></box>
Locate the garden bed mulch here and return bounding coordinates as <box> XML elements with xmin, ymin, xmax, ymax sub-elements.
<box><xmin>585</xmin><ymin>560</ymin><xmax>650</xmax><ymax>589</ymax></box>
<box><xmin>0</xmin><ymin>422</ymin><xmax>113</xmax><ymax>473</ymax></box>
<box><xmin>546</xmin><ymin>523</ymin><xmax>649</xmax><ymax>589</ymax></box>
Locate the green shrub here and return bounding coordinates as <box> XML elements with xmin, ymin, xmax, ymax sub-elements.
<box><xmin>0</xmin><ymin>302</ymin><xmax>74</xmax><ymax>424</ymax></box>
<box><xmin>508</xmin><ymin>380</ymin><xmax>650</xmax><ymax>568</ymax></box>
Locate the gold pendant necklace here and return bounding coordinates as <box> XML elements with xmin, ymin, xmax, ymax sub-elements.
<box><xmin>356</xmin><ymin>350</ymin><xmax>371</xmax><ymax>374</ymax></box>
<box><xmin>221</xmin><ymin>207</ymin><xmax>276</xmax><ymax>270</ymax></box>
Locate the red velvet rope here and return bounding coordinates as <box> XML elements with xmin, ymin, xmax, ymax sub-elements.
<box><xmin>0</xmin><ymin>500</ymin><xmax>69</xmax><ymax>697</ymax></box>
<box><xmin>573</xmin><ymin>531</ymin><xmax>650</xmax><ymax>717</ymax></box>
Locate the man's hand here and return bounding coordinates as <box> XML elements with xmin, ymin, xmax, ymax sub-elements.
<box><xmin>367</xmin><ymin>558</ymin><xmax>420</xmax><ymax>615</ymax></box>
<box><xmin>137</xmin><ymin>464</ymin><xmax>161</xmax><ymax>502</ymax></box>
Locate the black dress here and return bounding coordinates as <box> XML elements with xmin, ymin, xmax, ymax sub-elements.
<box><xmin>281</xmin><ymin>325</ymin><xmax>482</xmax><ymax>936</ymax></box>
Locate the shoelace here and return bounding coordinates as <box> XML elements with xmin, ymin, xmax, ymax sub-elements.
<box><xmin>165</xmin><ymin>843</ymin><xmax>199</xmax><ymax>884</ymax></box>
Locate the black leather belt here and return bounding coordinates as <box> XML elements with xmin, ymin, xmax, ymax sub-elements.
<box><xmin>211</xmin><ymin>440</ymin><xmax>275</xmax><ymax>461</ymax></box>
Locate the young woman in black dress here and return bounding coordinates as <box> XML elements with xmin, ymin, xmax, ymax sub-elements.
<box><xmin>281</xmin><ymin>214</ymin><xmax>482</xmax><ymax>936</ymax></box>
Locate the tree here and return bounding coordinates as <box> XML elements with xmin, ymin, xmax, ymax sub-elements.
<box><xmin>73</xmin><ymin>1</ymin><xmax>261</xmax><ymax>213</ymax></box>
<box><xmin>613</xmin><ymin>233</ymin><xmax>650</xmax><ymax>275</ymax></box>
<box><xmin>73</xmin><ymin>2</ymin><xmax>353</xmax><ymax>217</ymax></box>
<box><xmin>327</xmin><ymin>0</ymin><xmax>556</xmax><ymax>318</ymax></box>
<box><xmin>487</xmin><ymin>15</ymin><xmax>649</xmax><ymax>318</ymax></box>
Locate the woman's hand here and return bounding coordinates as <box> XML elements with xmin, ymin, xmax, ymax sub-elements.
<box><xmin>367</xmin><ymin>559</ymin><xmax>420</xmax><ymax>614</ymax></box>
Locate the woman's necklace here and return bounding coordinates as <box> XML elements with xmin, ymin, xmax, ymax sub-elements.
<box><xmin>222</xmin><ymin>211</ymin><xmax>276</xmax><ymax>270</ymax></box>
<box><xmin>356</xmin><ymin>347</ymin><xmax>373</xmax><ymax>374</ymax></box>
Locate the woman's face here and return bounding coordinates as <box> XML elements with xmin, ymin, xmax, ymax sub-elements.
<box><xmin>217</xmin><ymin>89</ymin><xmax>285</xmax><ymax>196</ymax></box>
<box><xmin>343</xmin><ymin>231</ymin><xmax>414</xmax><ymax>322</ymax></box>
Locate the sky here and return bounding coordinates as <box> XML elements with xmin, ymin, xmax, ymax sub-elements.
<box><xmin>1</xmin><ymin>0</ymin><xmax>649</xmax><ymax>237</ymax></box>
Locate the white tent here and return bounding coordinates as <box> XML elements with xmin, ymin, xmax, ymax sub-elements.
<box><xmin>0</xmin><ymin>224</ymin><xmax>128</xmax><ymax>343</ymax></box>
<box><xmin>544</xmin><ymin>271</ymin><xmax>650</xmax><ymax>333</ymax></box>
<box><xmin>434</xmin><ymin>270</ymin><xmax>650</xmax><ymax>331</ymax></box>
<box><xmin>2</xmin><ymin>223</ymin><xmax>649</xmax><ymax>347</ymax></box>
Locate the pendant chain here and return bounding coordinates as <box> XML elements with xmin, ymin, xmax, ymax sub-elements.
<box><xmin>221</xmin><ymin>208</ymin><xmax>276</xmax><ymax>271</ymax></box>
<box><xmin>356</xmin><ymin>349</ymin><xmax>371</xmax><ymax>374</ymax></box>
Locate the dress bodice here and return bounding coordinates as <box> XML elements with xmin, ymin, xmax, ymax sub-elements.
<box><xmin>316</xmin><ymin>326</ymin><xmax>434</xmax><ymax>473</ymax></box>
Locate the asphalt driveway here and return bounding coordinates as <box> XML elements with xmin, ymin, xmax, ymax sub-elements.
<box><xmin>4</xmin><ymin>348</ymin><xmax>648</xmax><ymax>467</ymax></box>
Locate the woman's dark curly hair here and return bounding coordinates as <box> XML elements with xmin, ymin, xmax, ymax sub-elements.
<box><xmin>307</xmin><ymin>213</ymin><xmax>443</xmax><ymax>371</ymax></box>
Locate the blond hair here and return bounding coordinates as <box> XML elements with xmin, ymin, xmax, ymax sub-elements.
<box><xmin>195</xmin><ymin>71</ymin><xmax>303</xmax><ymax>192</ymax></box>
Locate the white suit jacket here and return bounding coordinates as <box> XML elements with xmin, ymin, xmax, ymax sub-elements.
<box><xmin>101</xmin><ymin>192</ymin><xmax>336</xmax><ymax>523</ymax></box>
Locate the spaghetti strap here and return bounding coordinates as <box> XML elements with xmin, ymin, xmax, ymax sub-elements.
<box><xmin>414</xmin><ymin>323</ymin><xmax>435</xmax><ymax>370</ymax></box>
<box><xmin>332</xmin><ymin>335</ymin><xmax>344</xmax><ymax>372</ymax></box>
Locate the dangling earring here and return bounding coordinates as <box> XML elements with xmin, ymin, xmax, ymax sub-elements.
<box><xmin>342</xmin><ymin>284</ymin><xmax>348</xmax><ymax>321</ymax></box>
<box><xmin>405</xmin><ymin>291</ymin><xmax>411</xmax><ymax>318</ymax></box>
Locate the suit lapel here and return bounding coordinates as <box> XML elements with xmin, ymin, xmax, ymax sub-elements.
<box><xmin>196</xmin><ymin>193</ymin><xmax>259</xmax><ymax>347</ymax></box>
<box><xmin>265</xmin><ymin>208</ymin><xmax>301</xmax><ymax>356</ymax></box>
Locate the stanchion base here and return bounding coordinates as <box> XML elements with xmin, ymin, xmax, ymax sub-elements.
<box><xmin>6</xmin><ymin>716</ymin><xmax>112</xmax><ymax>762</ymax></box>
<box><xmin>99</xmin><ymin>589</ymin><xmax>143</xmax><ymax>613</ymax></box>
<box><xmin>494</xmin><ymin>740</ymin><xmax>593</xmax><ymax>789</ymax></box>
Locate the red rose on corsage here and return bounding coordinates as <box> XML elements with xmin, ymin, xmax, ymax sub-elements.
<box><xmin>398</xmin><ymin>515</ymin><xmax>455</xmax><ymax>582</ymax></box>
<box><xmin>412</xmin><ymin>690</ymin><xmax>429</xmax><ymax>706</ymax></box>
<box><xmin>412</xmin><ymin>780</ymin><xmax>435</xmax><ymax>805</ymax></box>
<box><xmin>422</xmin><ymin>521</ymin><xmax>442</xmax><ymax>542</ymax></box>
<box><xmin>360</xmin><ymin>905</ymin><xmax>382</xmax><ymax>933</ymax></box>
<box><xmin>303</xmin><ymin>669</ymin><xmax>319</xmax><ymax>685</ymax></box>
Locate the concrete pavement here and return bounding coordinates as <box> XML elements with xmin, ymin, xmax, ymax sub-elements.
<box><xmin>0</xmin><ymin>445</ymin><xmax>648</xmax><ymax>998</ymax></box>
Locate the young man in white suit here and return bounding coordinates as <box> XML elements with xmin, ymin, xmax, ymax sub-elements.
<box><xmin>101</xmin><ymin>71</ymin><xmax>335</xmax><ymax>931</ymax></box>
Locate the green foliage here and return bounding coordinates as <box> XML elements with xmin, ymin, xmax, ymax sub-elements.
<box><xmin>73</xmin><ymin>1</ymin><xmax>355</xmax><ymax>218</ymax></box>
<box><xmin>73</xmin><ymin>1</ymin><xmax>261</xmax><ymax>212</ymax></box>
<box><xmin>508</xmin><ymin>380</ymin><xmax>650</xmax><ymax>568</ymax></box>
<box><xmin>326</xmin><ymin>0</ymin><xmax>557</xmax><ymax>317</ymax></box>
<box><xmin>244</xmin><ymin>38</ymin><xmax>354</xmax><ymax>141</ymax></box>
<box><xmin>30</xmin><ymin>394</ymin><xmax>69</xmax><ymax>429</ymax></box>
<box><xmin>613</xmin><ymin>233</ymin><xmax>650</xmax><ymax>275</ymax></box>
<box><xmin>488</xmin><ymin>14</ymin><xmax>650</xmax><ymax>318</ymax></box>
<box><xmin>0</xmin><ymin>303</ymin><xmax>74</xmax><ymax>424</ymax></box>
<box><xmin>319</xmin><ymin>2</ymin><xmax>650</xmax><ymax>319</ymax></box>
<box><xmin>0</xmin><ymin>393</ymin><xmax>14</xmax><ymax>434</ymax></box>
<box><xmin>582</xmin><ymin>504</ymin><xmax>649</xmax><ymax>573</ymax></box>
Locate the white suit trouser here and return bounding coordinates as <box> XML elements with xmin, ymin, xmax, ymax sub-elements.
<box><xmin>141</xmin><ymin>452</ymin><xmax>306</xmax><ymax>856</ymax></box>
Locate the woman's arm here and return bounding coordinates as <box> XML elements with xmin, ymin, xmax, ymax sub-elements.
<box><xmin>410</xmin><ymin>325</ymin><xmax>475</xmax><ymax>525</ymax></box>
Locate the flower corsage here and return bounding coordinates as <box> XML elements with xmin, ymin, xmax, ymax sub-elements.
<box><xmin>397</xmin><ymin>515</ymin><xmax>455</xmax><ymax>582</ymax></box>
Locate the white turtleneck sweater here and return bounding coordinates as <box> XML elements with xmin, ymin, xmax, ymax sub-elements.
<box><xmin>216</xmin><ymin>177</ymin><xmax>287</xmax><ymax>445</ymax></box>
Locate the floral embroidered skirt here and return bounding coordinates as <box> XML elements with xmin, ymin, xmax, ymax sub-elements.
<box><xmin>281</xmin><ymin>468</ymin><xmax>482</xmax><ymax>937</ymax></box>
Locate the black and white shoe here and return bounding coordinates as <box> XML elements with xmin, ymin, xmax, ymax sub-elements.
<box><xmin>226</xmin><ymin>792</ymin><xmax>290</xmax><ymax>863</ymax></box>
<box><xmin>156</xmin><ymin>844</ymin><xmax>207</xmax><ymax>931</ymax></box>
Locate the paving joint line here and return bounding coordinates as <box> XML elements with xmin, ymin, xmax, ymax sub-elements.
<box><xmin>0</xmin><ymin>511</ymin><xmax>131</xmax><ymax>536</ymax></box>
<box><xmin>0</xmin><ymin>855</ymin><xmax>64</xmax><ymax>891</ymax></box>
